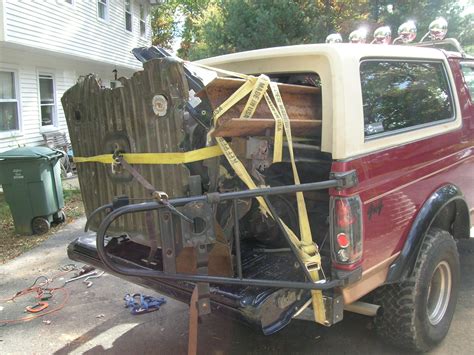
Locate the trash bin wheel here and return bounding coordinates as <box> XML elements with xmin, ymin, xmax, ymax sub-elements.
<box><xmin>54</xmin><ymin>210</ymin><xmax>66</xmax><ymax>224</ymax></box>
<box><xmin>32</xmin><ymin>217</ymin><xmax>50</xmax><ymax>235</ymax></box>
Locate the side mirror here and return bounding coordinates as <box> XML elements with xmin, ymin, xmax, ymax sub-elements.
<box><xmin>326</xmin><ymin>33</ymin><xmax>343</xmax><ymax>43</ymax></box>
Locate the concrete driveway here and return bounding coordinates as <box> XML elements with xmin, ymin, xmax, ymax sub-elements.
<box><xmin>1</xmin><ymin>217</ymin><xmax>473</xmax><ymax>355</ymax></box>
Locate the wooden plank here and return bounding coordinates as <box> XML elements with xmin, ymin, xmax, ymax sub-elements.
<box><xmin>212</xmin><ymin>118</ymin><xmax>322</xmax><ymax>137</ymax></box>
<box><xmin>199</xmin><ymin>77</ymin><xmax>322</xmax><ymax>121</ymax></box>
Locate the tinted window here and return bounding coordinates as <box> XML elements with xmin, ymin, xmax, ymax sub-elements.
<box><xmin>360</xmin><ymin>60</ymin><xmax>454</xmax><ymax>138</ymax></box>
<box><xmin>460</xmin><ymin>63</ymin><xmax>474</xmax><ymax>99</ymax></box>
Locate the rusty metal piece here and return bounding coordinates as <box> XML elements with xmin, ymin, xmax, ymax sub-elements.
<box><xmin>62</xmin><ymin>58</ymin><xmax>190</xmax><ymax>247</ymax></box>
<box><xmin>188</xmin><ymin>286</ymin><xmax>199</xmax><ymax>355</ymax></box>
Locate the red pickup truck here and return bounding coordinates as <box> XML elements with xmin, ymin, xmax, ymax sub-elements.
<box><xmin>63</xmin><ymin>35</ymin><xmax>473</xmax><ymax>352</ymax></box>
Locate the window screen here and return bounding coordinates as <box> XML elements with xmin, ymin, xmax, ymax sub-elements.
<box><xmin>139</xmin><ymin>4</ymin><xmax>146</xmax><ymax>37</ymax></box>
<box><xmin>125</xmin><ymin>0</ymin><xmax>132</xmax><ymax>32</ymax></box>
<box><xmin>360</xmin><ymin>60</ymin><xmax>454</xmax><ymax>138</ymax></box>
<box><xmin>98</xmin><ymin>0</ymin><xmax>108</xmax><ymax>20</ymax></box>
<box><xmin>0</xmin><ymin>71</ymin><xmax>19</xmax><ymax>132</ymax></box>
<box><xmin>39</xmin><ymin>74</ymin><xmax>56</xmax><ymax>127</ymax></box>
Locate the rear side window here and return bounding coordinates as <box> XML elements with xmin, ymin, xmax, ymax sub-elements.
<box><xmin>360</xmin><ymin>60</ymin><xmax>454</xmax><ymax>138</ymax></box>
<box><xmin>460</xmin><ymin>63</ymin><xmax>474</xmax><ymax>99</ymax></box>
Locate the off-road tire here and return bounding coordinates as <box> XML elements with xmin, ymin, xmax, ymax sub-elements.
<box><xmin>374</xmin><ymin>228</ymin><xmax>460</xmax><ymax>352</ymax></box>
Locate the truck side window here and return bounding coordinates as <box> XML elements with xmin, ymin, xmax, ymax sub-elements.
<box><xmin>360</xmin><ymin>60</ymin><xmax>454</xmax><ymax>138</ymax></box>
<box><xmin>460</xmin><ymin>63</ymin><xmax>474</xmax><ymax>99</ymax></box>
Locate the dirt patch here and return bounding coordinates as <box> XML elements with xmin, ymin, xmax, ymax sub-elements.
<box><xmin>0</xmin><ymin>189</ymin><xmax>84</xmax><ymax>264</ymax></box>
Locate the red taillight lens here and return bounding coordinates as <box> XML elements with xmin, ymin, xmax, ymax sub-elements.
<box><xmin>335</xmin><ymin>199</ymin><xmax>355</xmax><ymax>228</ymax></box>
<box><xmin>336</xmin><ymin>233</ymin><xmax>350</xmax><ymax>248</ymax></box>
<box><xmin>330</xmin><ymin>196</ymin><xmax>363</xmax><ymax>268</ymax></box>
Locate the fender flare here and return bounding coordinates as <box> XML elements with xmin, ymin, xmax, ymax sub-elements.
<box><xmin>385</xmin><ymin>184</ymin><xmax>470</xmax><ymax>283</ymax></box>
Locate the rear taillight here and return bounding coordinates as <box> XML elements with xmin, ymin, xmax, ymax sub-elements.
<box><xmin>330</xmin><ymin>196</ymin><xmax>363</xmax><ymax>268</ymax></box>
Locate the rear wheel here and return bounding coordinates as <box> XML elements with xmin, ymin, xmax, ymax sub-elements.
<box><xmin>374</xmin><ymin>228</ymin><xmax>460</xmax><ymax>352</ymax></box>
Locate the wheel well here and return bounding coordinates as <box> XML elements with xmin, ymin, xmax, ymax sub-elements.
<box><xmin>431</xmin><ymin>199</ymin><xmax>470</xmax><ymax>239</ymax></box>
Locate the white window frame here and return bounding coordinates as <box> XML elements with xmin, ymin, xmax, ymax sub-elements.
<box><xmin>38</xmin><ymin>72</ymin><xmax>58</xmax><ymax>131</ymax></box>
<box><xmin>125</xmin><ymin>0</ymin><xmax>133</xmax><ymax>32</ymax></box>
<box><xmin>97</xmin><ymin>0</ymin><xmax>109</xmax><ymax>22</ymax></box>
<box><xmin>0</xmin><ymin>68</ymin><xmax>22</xmax><ymax>138</ymax></box>
<box><xmin>139</xmin><ymin>3</ymin><xmax>146</xmax><ymax>38</ymax></box>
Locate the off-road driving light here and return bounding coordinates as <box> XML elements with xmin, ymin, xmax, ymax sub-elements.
<box><xmin>393</xmin><ymin>21</ymin><xmax>417</xmax><ymax>44</ymax></box>
<box><xmin>420</xmin><ymin>17</ymin><xmax>448</xmax><ymax>42</ymax></box>
<box><xmin>330</xmin><ymin>196</ymin><xmax>363</xmax><ymax>268</ymax></box>
<box><xmin>371</xmin><ymin>26</ymin><xmax>392</xmax><ymax>44</ymax></box>
<box><xmin>326</xmin><ymin>33</ymin><xmax>343</xmax><ymax>43</ymax></box>
<box><xmin>429</xmin><ymin>17</ymin><xmax>448</xmax><ymax>40</ymax></box>
<box><xmin>349</xmin><ymin>28</ymin><xmax>368</xmax><ymax>43</ymax></box>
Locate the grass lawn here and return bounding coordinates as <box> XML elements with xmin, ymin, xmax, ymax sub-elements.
<box><xmin>0</xmin><ymin>188</ymin><xmax>84</xmax><ymax>264</ymax></box>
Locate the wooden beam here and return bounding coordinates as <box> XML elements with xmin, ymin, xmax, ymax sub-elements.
<box><xmin>200</xmin><ymin>77</ymin><xmax>322</xmax><ymax>121</ymax></box>
<box><xmin>212</xmin><ymin>118</ymin><xmax>322</xmax><ymax>137</ymax></box>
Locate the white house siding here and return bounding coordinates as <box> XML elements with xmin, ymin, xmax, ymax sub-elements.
<box><xmin>3</xmin><ymin>0</ymin><xmax>151</xmax><ymax>70</ymax></box>
<box><xmin>0</xmin><ymin>0</ymin><xmax>153</xmax><ymax>152</ymax></box>
<box><xmin>0</xmin><ymin>45</ymin><xmax>141</xmax><ymax>152</ymax></box>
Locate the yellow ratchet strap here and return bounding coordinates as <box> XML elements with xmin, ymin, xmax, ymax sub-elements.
<box><xmin>210</xmin><ymin>73</ymin><xmax>326</xmax><ymax>324</ymax></box>
<box><xmin>269</xmin><ymin>81</ymin><xmax>326</xmax><ymax>323</ymax></box>
<box><xmin>74</xmin><ymin>145</ymin><xmax>223</xmax><ymax>165</ymax></box>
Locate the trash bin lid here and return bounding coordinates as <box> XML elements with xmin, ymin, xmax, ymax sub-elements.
<box><xmin>0</xmin><ymin>146</ymin><xmax>62</xmax><ymax>161</ymax></box>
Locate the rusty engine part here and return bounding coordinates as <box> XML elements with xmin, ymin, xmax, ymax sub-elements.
<box><xmin>62</xmin><ymin>53</ymin><xmax>324</xmax><ymax>262</ymax></box>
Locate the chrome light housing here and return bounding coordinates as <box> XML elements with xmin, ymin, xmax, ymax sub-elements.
<box><xmin>429</xmin><ymin>17</ymin><xmax>448</xmax><ymax>40</ymax></box>
<box><xmin>349</xmin><ymin>28</ymin><xmax>368</xmax><ymax>43</ymax></box>
<box><xmin>393</xmin><ymin>21</ymin><xmax>417</xmax><ymax>44</ymax></box>
<box><xmin>371</xmin><ymin>26</ymin><xmax>392</xmax><ymax>44</ymax></box>
<box><xmin>420</xmin><ymin>17</ymin><xmax>448</xmax><ymax>42</ymax></box>
<box><xmin>326</xmin><ymin>33</ymin><xmax>343</xmax><ymax>43</ymax></box>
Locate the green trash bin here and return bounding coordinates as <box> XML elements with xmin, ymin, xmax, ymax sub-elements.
<box><xmin>0</xmin><ymin>146</ymin><xmax>65</xmax><ymax>235</ymax></box>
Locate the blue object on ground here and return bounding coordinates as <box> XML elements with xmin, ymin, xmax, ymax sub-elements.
<box><xmin>124</xmin><ymin>293</ymin><xmax>166</xmax><ymax>315</ymax></box>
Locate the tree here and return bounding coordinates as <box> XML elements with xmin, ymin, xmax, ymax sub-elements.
<box><xmin>150</xmin><ymin>1</ymin><xmax>178</xmax><ymax>49</ymax></box>
<box><xmin>151</xmin><ymin>0</ymin><xmax>473</xmax><ymax>59</ymax></box>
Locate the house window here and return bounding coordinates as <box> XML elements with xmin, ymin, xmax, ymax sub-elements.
<box><xmin>0</xmin><ymin>71</ymin><xmax>19</xmax><ymax>132</ymax></box>
<box><xmin>39</xmin><ymin>74</ymin><xmax>56</xmax><ymax>127</ymax></box>
<box><xmin>360</xmin><ymin>60</ymin><xmax>454</xmax><ymax>138</ymax></box>
<box><xmin>139</xmin><ymin>4</ymin><xmax>146</xmax><ymax>37</ymax></box>
<box><xmin>98</xmin><ymin>0</ymin><xmax>109</xmax><ymax>20</ymax></box>
<box><xmin>125</xmin><ymin>0</ymin><xmax>132</xmax><ymax>32</ymax></box>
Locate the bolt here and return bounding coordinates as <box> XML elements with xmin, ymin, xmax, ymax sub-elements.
<box><xmin>163</xmin><ymin>214</ymin><xmax>169</xmax><ymax>221</ymax></box>
<box><xmin>166</xmin><ymin>249</ymin><xmax>173</xmax><ymax>256</ymax></box>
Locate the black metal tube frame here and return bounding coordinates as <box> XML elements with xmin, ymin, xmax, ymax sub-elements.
<box><xmin>94</xmin><ymin>173</ymin><xmax>356</xmax><ymax>290</ymax></box>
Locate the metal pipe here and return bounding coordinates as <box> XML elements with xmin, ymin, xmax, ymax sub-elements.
<box><xmin>84</xmin><ymin>203</ymin><xmax>113</xmax><ymax>232</ymax></box>
<box><xmin>95</xmin><ymin>205</ymin><xmax>342</xmax><ymax>290</ymax></box>
<box><xmin>92</xmin><ymin>176</ymin><xmax>353</xmax><ymax>290</ymax></box>
<box><xmin>232</xmin><ymin>199</ymin><xmax>243</xmax><ymax>279</ymax></box>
